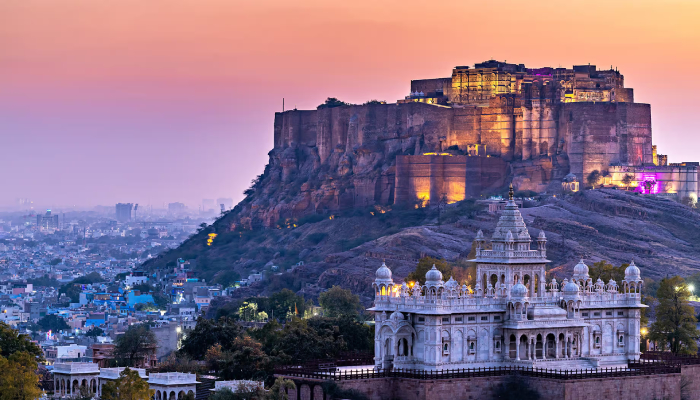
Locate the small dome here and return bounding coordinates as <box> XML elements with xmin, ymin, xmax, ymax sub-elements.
<box><xmin>564</xmin><ymin>173</ymin><xmax>578</xmax><ymax>183</ymax></box>
<box><xmin>511</xmin><ymin>282</ymin><xmax>528</xmax><ymax>298</ymax></box>
<box><xmin>562</xmin><ymin>278</ymin><xmax>580</xmax><ymax>294</ymax></box>
<box><xmin>444</xmin><ymin>276</ymin><xmax>459</xmax><ymax>291</ymax></box>
<box><xmin>538</xmin><ymin>230</ymin><xmax>547</xmax><ymax>240</ymax></box>
<box><xmin>375</xmin><ymin>262</ymin><xmax>392</xmax><ymax>280</ymax></box>
<box><xmin>475</xmin><ymin>230</ymin><xmax>484</xmax><ymax>240</ymax></box>
<box><xmin>389</xmin><ymin>310</ymin><xmax>404</xmax><ymax>321</ymax></box>
<box><xmin>573</xmin><ymin>259</ymin><xmax>589</xmax><ymax>276</ymax></box>
<box><xmin>625</xmin><ymin>261</ymin><xmax>641</xmax><ymax>280</ymax></box>
<box><xmin>425</xmin><ymin>264</ymin><xmax>444</xmax><ymax>284</ymax></box>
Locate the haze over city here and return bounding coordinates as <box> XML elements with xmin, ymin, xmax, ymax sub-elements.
<box><xmin>3</xmin><ymin>0</ymin><xmax>700</xmax><ymax>208</ymax></box>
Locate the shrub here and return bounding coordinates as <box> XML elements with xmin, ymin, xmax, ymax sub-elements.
<box><xmin>306</xmin><ymin>232</ymin><xmax>328</xmax><ymax>245</ymax></box>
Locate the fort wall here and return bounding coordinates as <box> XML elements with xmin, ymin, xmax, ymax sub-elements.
<box><xmin>283</xmin><ymin>373</ymin><xmax>683</xmax><ymax>400</ymax></box>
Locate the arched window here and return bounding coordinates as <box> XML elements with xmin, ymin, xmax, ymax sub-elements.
<box><xmin>381</xmin><ymin>286</ymin><xmax>386</xmax><ymax>296</ymax></box>
<box><xmin>595</xmin><ymin>337</ymin><xmax>600</xmax><ymax>344</ymax></box>
<box><xmin>619</xmin><ymin>335</ymin><xmax>624</xmax><ymax>343</ymax></box>
<box><xmin>470</xmin><ymin>342</ymin><xmax>474</xmax><ymax>350</ymax></box>
<box><xmin>496</xmin><ymin>341</ymin><xmax>500</xmax><ymax>349</ymax></box>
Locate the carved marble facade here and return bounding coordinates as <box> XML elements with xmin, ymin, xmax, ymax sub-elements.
<box><xmin>371</xmin><ymin>187</ymin><xmax>644</xmax><ymax>371</ymax></box>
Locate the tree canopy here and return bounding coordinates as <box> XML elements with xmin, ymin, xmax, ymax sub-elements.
<box><xmin>101</xmin><ymin>367</ymin><xmax>154</xmax><ymax>400</ymax></box>
<box><xmin>0</xmin><ymin>322</ymin><xmax>43</xmax><ymax>400</ymax></box>
<box><xmin>317</xmin><ymin>97</ymin><xmax>349</xmax><ymax>109</ymax></box>
<box><xmin>37</xmin><ymin>314</ymin><xmax>70</xmax><ymax>332</ymax></box>
<box><xmin>318</xmin><ymin>286</ymin><xmax>362</xmax><ymax>318</ymax></box>
<box><xmin>648</xmin><ymin>276</ymin><xmax>700</xmax><ymax>355</ymax></box>
<box><xmin>405</xmin><ymin>257</ymin><xmax>453</xmax><ymax>285</ymax></box>
<box><xmin>587</xmin><ymin>260</ymin><xmax>627</xmax><ymax>284</ymax></box>
<box><xmin>113</xmin><ymin>325</ymin><xmax>157</xmax><ymax>367</ymax></box>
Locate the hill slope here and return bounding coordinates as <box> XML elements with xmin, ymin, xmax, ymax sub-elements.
<box><xmin>144</xmin><ymin>189</ymin><xmax>700</xmax><ymax>303</ymax></box>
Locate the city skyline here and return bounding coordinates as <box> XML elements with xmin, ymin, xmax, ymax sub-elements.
<box><xmin>3</xmin><ymin>0</ymin><xmax>700</xmax><ymax>207</ymax></box>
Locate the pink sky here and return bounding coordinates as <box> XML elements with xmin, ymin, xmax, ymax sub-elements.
<box><xmin>2</xmin><ymin>0</ymin><xmax>699</xmax><ymax>209</ymax></box>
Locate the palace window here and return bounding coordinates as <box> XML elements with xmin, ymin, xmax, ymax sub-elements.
<box><xmin>418</xmin><ymin>317</ymin><xmax>425</xmax><ymax>322</ymax></box>
<box><xmin>442</xmin><ymin>317</ymin><xmax>449</xmax><ymax>323</ymax></box>
<box><xmin>468</xmin><ymin>316</ymin><xmax>476</xmax><ymax>322</ymax></box>
<box><xmin>469</xmin><ymin>341</ymin><xmax>476</xmax><ymax>354</ymax></box>
<box><xmin>618</xmin><ymin>312</ymin><xmax>624</xmax><ymax>316</ymax></box>
<box><xmin>443</xmin><ymin>343</ymin><xmax>450</xmax><ymax>355</ymax></box>
<box><xmin>619</xmin><ymin>335</ymin><xmax>624</xmax><ymax>346</ymax></box>
<box><xmin>606</xmin><ymin>312</ymin><xmax>612</xmax><ymax>316</ymax></box>
<box><xmin>481</xmin><ymin>316</ymin><xmax>488</xmax><ymax>321</ymax></box>
<box><xmin>494</xmin><ymin>316</ymin><xmax>501</xmax><ymax>321</ymax></box>
<box><xmin>594</xmin><ymin>312</ymin><xmax>601</xmax><ymax>317</ymax></box>
<box><xmin>455</xmin><ymin>317</ymin><xmax>463</xmax><ymax>322</ymax></box>
<box><xmin>582</xmin><ymin>312</ymin><xmax>589</xmax><ymax>317</ymax></box>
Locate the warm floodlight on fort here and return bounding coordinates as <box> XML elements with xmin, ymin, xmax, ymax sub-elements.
<box><xmin>206</xmin><ymin>233</ymin><xmax>217</xmax><ymax>246</ymax></box>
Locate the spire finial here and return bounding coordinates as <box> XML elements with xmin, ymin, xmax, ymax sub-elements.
<box><xmin>509</xmin><ymin>183</ymin><xmax>514</xmax><ymax>201</ymax></box>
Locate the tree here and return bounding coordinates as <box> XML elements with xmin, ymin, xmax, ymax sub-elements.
<box><xmin>318</xmin><ymin>286</ymin><xmax>362</xmax><ymax>318</ymax></box>
<box><xmin>586</xmin><ymin>170</ymin><xmax>601</xmax><ymax>188</ymax></box>
<box><xmin>317</xmin><ymin>97</ymin><xmax>348</xmax><ymax>109</ymax></box>
<box><xmin>178</xmin><ymin>317</ymin><xmax>243</xmax><ymax>359</ymax></box>
<box><xmin>219</xmin><ymin>336</ymin><xmax>270</xmax><ymax>380</ymax></box>
<box><xmin>101</xmin><ymin>367</ymin><xmax>154</xmax><ymax>400</ymax></box>
<box><xmin>587</xmin><ymin>261</ymin><xmax>626</xmax><ymax>284</ymax></box>
<box><xmin>36</xmin><ymin>315</ymin><xmax>70</xmax><ymax>332</ymax></box>
<box><xmin>113</xmin><ymin>325</ymin><xmax>157</xmax><ymax>367</ymax></box>
<box><xmin>648</xmin><ymin>276</ymin><xmax>700</xmax><ymax>355</ymax></box>
<box><xmin>86</xmin><ymin>327</ymin><xmax>104</xmax><ymax>337</ymax></box>
<box><xmin>50</xmin><ymin>258</ymin><xmax>62</xmax><ymax>266</ymax></box>
<box><xmin>405</xmin><ymin>257</ymin><xmax>452</xmax><ymax>285</ymax></box>
<box><xmin>269</xmin><ymin>289</ymin><xmax>307</xmax><ymax>321</ymax></box>
<box><xmin>622</xmin><ymin>174</ymin><xmax>634</xmax><ymax>187</ymax></box>
<box><xmin>0</xmin><ymin>322</ymin><xmax>43</xmax><ymax>360</ymax></box>
<box><xmin>0</xmin><ymin>351</ymin><xmax>42</xmax><ymax>400</ymax></box>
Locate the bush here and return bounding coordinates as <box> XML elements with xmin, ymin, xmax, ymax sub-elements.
<box><xmin>306</xmin><ymin>232</ymin><xmax>328</xmax><ymax>245</ymax></box>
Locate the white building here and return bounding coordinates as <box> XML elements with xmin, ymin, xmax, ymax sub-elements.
<box><xmin>371</xmin><ymin>187</ymin><xmax>645</xmax><ymax>371</ymax></box>
<box><xmin>53</xmin><ymin>362</ymin><xmax>100</xmax><ymax>397</ymax></box>
<box><xmin>148</xmin><ymin>372</ymin><xmax>199</xmax><ymax>400</ymax></box>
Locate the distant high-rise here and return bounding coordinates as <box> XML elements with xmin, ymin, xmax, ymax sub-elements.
<box><xmin>116</xmin><ymin>203</ymin><xmax>134</xmax><ymax>222</ymax></box>
<box><xmin>202</xmin><ymin>199</ymin><xmax>217</xmax><ymax>212</ymax></box>
<box><xmin>216</xmin><ymin>198</ymin><xmax>233</xmax><ymax>210</ymax></box>
<box><xmin>36</xmin><ymin>209</ymin><xmax>59</xmax><ymax>230</ymax></box>
<box><xmin>168</xmin><ymin>202</ymin><xmax>187</xmax><ymax>213</ymax></box>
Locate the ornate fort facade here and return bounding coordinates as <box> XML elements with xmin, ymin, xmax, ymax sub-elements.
<box><xmin>370</xmin><ymin>187</ymin><xmax>645</xmax><ymax>371</ymax></box>
<box><xmin>267</xmin><ymin>60</ymin><xmax>697</xmax><ymax>223</ymax></box>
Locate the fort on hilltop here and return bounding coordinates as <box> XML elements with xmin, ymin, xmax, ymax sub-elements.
<box><xmin>261</xmin><ymin>60</ymin><xmax>697</xmax><ymax>226</ymax></box>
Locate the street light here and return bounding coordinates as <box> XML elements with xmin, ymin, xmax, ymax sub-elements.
<box><xmin>689</xmin><ymin>284</ymin><xmax>695</xmax><ymax>293</ymax></box>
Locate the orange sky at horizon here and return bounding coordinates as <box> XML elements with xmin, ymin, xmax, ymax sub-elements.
<box><xmin>2</xmin><ymin>0</ymin><xmax>699</xmax><ymax>207</ymax></box>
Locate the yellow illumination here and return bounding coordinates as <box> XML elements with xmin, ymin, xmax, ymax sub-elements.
<box><xmin>207</xmin><ymin>233</ymin><xmax>218</xmax><ymax>246</ymax></box>
<box><xmin>640</xmin><ymin>327</ymin><xmax>648</xmax><ymax>336</ymax></box>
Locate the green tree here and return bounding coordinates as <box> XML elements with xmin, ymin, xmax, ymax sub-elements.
<box><xmin>178</xmin><ymin>317</ymin><xmax>243</xmax><ymax>359</ymax></box>
<box><xmin>36</xmin><ymin>314</ymin><xmax>70</xmax><ymax>332</ymax></box>
<box><xmin>317</xmin><ymin>97</ymin><xmax>348</xmax><ymax>109</ymax></box>
<box><xmin>0</xmin><ymin>351</ymin><xmax>42</xmax><ymax>400</ymax></box>
<box><xmin>586</xmin><ymin>170</ymin><xmax>601</xmax><ymax>188</ymax></box>
<box><xmin>86</xmin><ymin>327</ymin><xmax>104</xmax><ymax>337</ymax></box>
<box><xmin>101</xmin><ymin>367</ymin><xmax>154</xmax><ymax>400</ymax></box>
<box><xmin>622</xmin><ymin>174</ymin><xmax>634</xmax><ymax>187</ymax></box>
<box><xmin>269</xmin><ymin>289</ymin><xmax>307</xmax><ymax>321</ymax></box>
<box><xmin>218</xmin><ymin>336</ymin><xmax>270</xmax><ymax>381</ymax></box>
<box><xmin>50</xmin><ymin>258</ymin><xmax>62</xmax><ymax>266</ymax></box>
<box><xmin>588</xmin><ymin>261</ymin><xmax>627</xmax><ymax>284</ymax></box>
<box><xmin>318</xmin><ymin>286</ymin><xmax>362</xmax><ymax>318</ymax></box>
<box><xmin>0</xmin><ymin>322</ymin><xmax>43</xmax><ymax>360</ymax></box>
<box><xmin>649</xmin><ymin>276</ymin><xmax>700</xmax><ymax>355</ymax></box>
<box><xmin>113</xmin><ymin>325</ymin><xmax>157</xmax><ymax>367</ymax></box>
<box><xmin>405</xmin><ymin>257</ymin><xmax>452</xmax><ymax>285</ymax></box>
